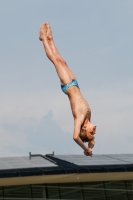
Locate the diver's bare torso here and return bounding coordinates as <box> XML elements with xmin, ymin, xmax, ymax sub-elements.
<box><xmin>66</xmin><ymin>85</ymin><xmax>91</xmax><ymax>123</ymax></box>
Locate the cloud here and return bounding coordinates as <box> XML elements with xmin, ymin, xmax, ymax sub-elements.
<box><xmin>0</xmin><ymin>110</ymin><xmax>79</xmax><ymax>157</ymax></box>
<box><xmin>0</xmin><ymin>79</ymin><xmax>132</xmax><ymax>156</ymax></box>
<box><xmin>0</xmin><ymin>88</ymin><xmax>72</xmax><ymax>131</ymax></box>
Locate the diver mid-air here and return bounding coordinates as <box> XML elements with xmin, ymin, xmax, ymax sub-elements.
<box><xmin>39</xmin><ymin>23</ymin><xmax>96</xmax><ymax>156</ymax></box>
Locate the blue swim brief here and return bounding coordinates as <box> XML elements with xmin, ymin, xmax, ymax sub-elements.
<box><xmin>61</xmin><ymin>79</ymin><xmax>79</xmax><ymax>94</ymax></box>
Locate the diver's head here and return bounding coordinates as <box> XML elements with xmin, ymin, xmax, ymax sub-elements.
<box><xmin>80</xmin><ymin>121</ymin><xmax>96</xmax><ymax>142</ymax></box>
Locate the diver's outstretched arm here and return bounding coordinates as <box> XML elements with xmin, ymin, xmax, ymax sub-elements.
<box><xmin>73</xmin><ymin>119</ymin><xmax>92</xmax><ymax>157</ymax></box>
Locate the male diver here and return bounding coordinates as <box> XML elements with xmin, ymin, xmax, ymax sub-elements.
<box><xmin>39</xmin><ymin>23</ymin><xmax>96</xmax><ymax>156</ymax></box>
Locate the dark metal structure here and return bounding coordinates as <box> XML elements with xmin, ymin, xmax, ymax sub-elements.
<box><xmin>0</xmin><ymin>153</ymin><xmax>133</xmax><ymax>178</ymax></box>
<box><xmin>0</xmin><ymin>153</ymin><xmax>133</xmax><ymax>199</ymax></box>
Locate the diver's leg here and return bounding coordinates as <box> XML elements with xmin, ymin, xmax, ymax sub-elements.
<box><xmin>39</xmin><ymin>22</ymin><xmax>76</xmax><ymax>84</ymax></box>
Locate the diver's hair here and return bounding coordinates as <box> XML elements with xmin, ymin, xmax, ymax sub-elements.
<box><xmin>79</xmin><ymin>129</ymin><xmax>89</xmax><ymax>143</ymax></box>
<box><xmin>79</xmin><ymin>129</ymin><xmax>95</xmax><ymax>143</ymax></box>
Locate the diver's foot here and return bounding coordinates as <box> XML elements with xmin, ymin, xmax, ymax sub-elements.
<box><xmin>39</xmin><ymin>23</ymin><xmax>47</xmax><ymax>41</ymax></box>
<box><xmin>45</xmin><ymin>23</ymin><xmax>53</xmax><ymax>40</ymax></box>
<box><xmin>39</xmin><ymin>22</ymin><xmax>53</xmax><ymax>41</ymax></box>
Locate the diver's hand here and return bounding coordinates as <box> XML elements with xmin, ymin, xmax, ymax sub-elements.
<box><xmin>84</xmin><ymin>148</ymin><xmax>92</xmax><ymax>157</ymax></box>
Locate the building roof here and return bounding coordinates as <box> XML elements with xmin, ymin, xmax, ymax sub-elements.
<box><xmin>0</xmin><ymin>155</ymin><xmax>56</xmax><ymax>170</ymax></box>
<box><xmin>0</xmin><ymin>153</ymin><xmax>133</xmax><ymax>176</ymax></box>
<box><xmin>55</xmin><ymin>154</ymin><xmax>133</xmax><ymax>166</ymax></box>
<box><xmin>0</xmin><ymin>153</ymin><xmax>133</xmax><ymax>187</ymax></box>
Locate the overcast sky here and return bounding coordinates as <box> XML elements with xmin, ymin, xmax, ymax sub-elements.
<box><xmin>0</xmin><ymin>1</ymin><xmax>133</xmax><ymax>157</ymax></box>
